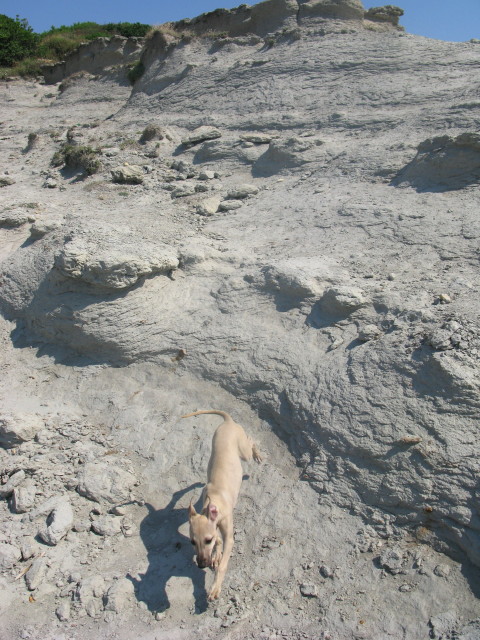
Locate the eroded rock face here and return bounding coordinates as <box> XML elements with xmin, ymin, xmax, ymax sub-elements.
<box><xmin>393</xmin><ymin>133</ymin><xmax>480</xmax><ymax>191</ymax></box>
<box><xmin>55</xmin><ymin>235</ymin><xmax>179</xmax><ymax>289</ymax></box>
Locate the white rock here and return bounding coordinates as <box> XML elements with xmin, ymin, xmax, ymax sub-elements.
<box><xmin>91</xmin><ymin>515</ymin><xmax>122</xmax><ymax>536</ymax></box>
<box><xmin>196</xmin><ymin>196</ymin><xmax>221</xmax><ymax>216</ymax></box>
<box><xmin>0</xmin><ymin>413</ymin><xmax>44</xmax><ymax>448</ymax></box>
<box><xmin>226</xmin><ymin>183</ymin><xmax>259</xmax><ymax>199</ymax></box>
<box><xmin>0</xmin><ymin>469</ymin><xmax>26</xmax><ymax>499</ymax></box>
<box><xmin>104</xmin><ymin>578</ymin><xmax>135</xmax><ymax>613</ymax></box>
<box><xmin>38</xmin><ymin>498</ymin><xmax>73</xmax><ymax>545</ymax></box>
<box><xmin>55</xmin><ymin>236</ymin><xmax>178</xmax><ymax>289</ymax></box>
<box><xmin>0</xmin><ymin>542</ymin><xmax>22</xmax><ymax>570</ymax></box>
<box><xmin>111</xmin><ymin>165</ymin><xmax>144</xmax><ymax>184</ymax></box>
<box><xmin>25</xmin><ymin>557</ymin><xmax>48</xmax><ymax>590</ymax></box>
<box><xmin>56</xmin><ymin>602</ymin><xmax>71</xmax><ymax>621</ymax></box>
<box><xmin>77</xmin><ymin>460</ymin><xmax>137</xmax><ymax>504</ymax></box>
<box><xmin>11</xmin><ymin>480</ymin><xmax>37</xmax><ymax>513</ymax></box>
<box><xmin>219</xmin><ymin>200</ymin><xmax>243</xmax><ymax>211</ymax></box>
<box><xmin>182</xmin><ymin>126</ymin><xmax>221</xmax><ymax>146</ymax></box>
<box><xmin>320</xmin><ymin>286</ymin><xmax>367</xmax><ymax>315</ymax></box>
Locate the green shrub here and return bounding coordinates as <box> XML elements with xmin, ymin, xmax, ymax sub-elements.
<box><xmin>127</xmin><ymin>61</ymin><xmax>145</xmax><ymax>84</ymax></box>
<box><xmin>104</xmin><ymin>22</ymin><xmax>151</xmax><ymax>38</ymax></box>
<box><xmin>52</xmin><ymin>144</ymin><xmax>102</xmax><ymax>175</ymax></box>
<box><xmin>0</xmin><ymin>14</ymin><xmax>38</xmax><ymax>66</ymax></box>
<box><xmin>37</xmin><ymin>33</ymin><xmax>79</xmax><ymax>59</ymax></box>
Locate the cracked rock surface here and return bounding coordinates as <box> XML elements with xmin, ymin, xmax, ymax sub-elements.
<box><xmin>0</xmin><ymin>1</ymin><xmax>479</xmax><ymax>638</ymax></box>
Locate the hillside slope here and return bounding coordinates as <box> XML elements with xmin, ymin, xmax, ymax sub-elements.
<box><xmin>0</xmin><ymin>1</ymin><xmax>479</xmax><ymax>638</ymax></box>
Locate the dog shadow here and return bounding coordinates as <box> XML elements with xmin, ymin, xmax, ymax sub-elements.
<box><xmin>127</xmin><ymin>483</ymin><xmax>208</xmax><ymax>615</ymax></box>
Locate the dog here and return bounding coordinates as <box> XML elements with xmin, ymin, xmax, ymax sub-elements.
<box><xmin>182</xmin><ymin>409</ymin><xmax>262</xmax><ymax>600</ymax></box>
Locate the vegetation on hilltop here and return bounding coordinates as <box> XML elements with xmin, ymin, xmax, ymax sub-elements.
<box><xmin>0</xmin><ymin>15</ymin><xmax>150</xmax><ymax>79</ymax></box>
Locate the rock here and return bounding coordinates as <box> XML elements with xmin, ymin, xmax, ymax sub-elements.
<box><xmin>240</xmin><ymin>133</ymin><xmax>273</xmax><ymax>144</ymax></box>
<box><xmin>253</xmin><ymin>136</ymin><xmax>324</xmax><ymax>176</ymax></box>
<box><xmin>76</xmin><ymin>575</ymin><xmax>106</xmax><ymax>603</ymax></box>
<box><xmin>198</xmin><ymin>170</ymin><xmax>216</xmax><ymax>180</ymax></box>
<box><xmin>0</xmin><ymin>413</ymin><xmax>44</xmax><ymax>448</ymax></box>
<box><xmin>38</xmin><ymin>498</ymin><xmax>73</xmax><ymax>545</ymax></box>
<box><xmin>300</xmin><ymin>582</ymin><xmax>318</xmax><ymax>597</ymax></box>
<box><xmin>0</xmin><ymin>542</ymin><xmax>22</xmax><ymax>570</ymax></box>
<box><xmin>196</xmin><ymin>196</ymin><xmax>221</xmax><ymax>216</ymax></box>
<box><xmin>91</xmin><ymin>515</ymin><xmax>122</xmax><ymax>536</ymax></box>
<box><xmin>104</xmin><ymin>578</ymin><xmax>135</xmax><ymax>613</ymax></box>
<box><xmin>219</xmin><ymin>200</ymin><xmax>243</xmax><ymax>211</ymax></box>
<box><xmin>120</xmin><ymin>516</ymin><xmax>137</xmax><ymax>537</ymax></box>
<box><xmin>56</xmin><ymin>601</ymin><xmax>71</xmax><ymax>621</ymax></box>
<box><xmin>111</xmin><ymin>165</ymin><xmax>144</xmax><ymax>184</ymax></box>
<box><xmin>25</xmin><ymin>557</ymin><xmax>48</xmax><ymax>590</ymax></box>
<box><xmin>262</xmin><ymin>258</ymin><xmax>328</xmax><ymax>300</ymax></box>
<box><xmin>20</xmin><ymin>538</ymin><xmax>37</xmax><ymax>561</ymax></box>
<box><xmin>0</xmin><ymin>469</ymin><xmax>26</xmax><ymax>499</ymax></box>
<box><xmin>226</xmin><ymin>184</ymin><xmax>259</xmax><ymax>199</ymax></box>
<box><xmin>73</xmin><ymin>519</ymin><xmax>92</xmax><ymax>533</ymax></box>
<box><xmin>378</xmin><ymin>547</ymin><xmax>406</xmax><ymax>575</ymax></box>
<box><xmin>55</xmin><ymin>235</ymin><xmax>179</xmax><ymax>289</ymax></box>
<box><xmin>319</xmin><ymin>286</ymin><xmax>367</xmax><ymax>316</ymax></box>
<box><xmin>181</xmin><ymin>126</ymin><xmax>221</xmax><ymax>147</ymax></box>
<box><xmin>358</xmin><ymin>324</ymin><xmax>381</xmax><ymax>342</ymax></box>
<box><xmin>0</xmin><ymin>176</ymin><xmax>15</xmax><ymax>187</ymax></box>
<box><xmin>0</xmin><ymin>211</ymin><xmax>35</xmax><ymax>227</ymax></box>
<box><xmin>29</xmin><ymin>219</ymin><xmax>62</xmax><ymax>239</ymax></box>
<box><xmin>76</xmin><ymin>459</ymin><xmax>137</xmax><ymax>504</ymax></box>
<box><xmin>434</xmin><ymin>564</ymin><xmax>451</xmax><ymax>578</ymax></box>
<box><xmin>319</xmin><ymin>565</ymin><xmax>334</xmax><ymax>578</ymax></box>
<box><xmin>43</xmin><ymin>178</ymin><xmax>58</xmax><ymax>189</ymax></box>
<box><xmin>171</xmin><ymin>183</ymin><xmax>196</xmax><ymax>198</ymax></box>
<box><xmin>429</xmin><ymin>611</ymin><xmax>458</xmax><ymax>639</ymax></box>
<box><xmin>393</xmin><ymin>133</ymin><xmax>480</xmax><ymax>191</ymax></box>
<box><xmin>11</xmin><ymin>480</ymin><xmax>37</xmax><ymax>513</ymax></box>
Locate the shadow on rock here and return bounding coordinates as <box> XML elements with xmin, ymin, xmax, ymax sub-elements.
<box><xmin>128</xmin><ymin>484</ymin><xmax>208</xmax><ymax>615</ymax></box>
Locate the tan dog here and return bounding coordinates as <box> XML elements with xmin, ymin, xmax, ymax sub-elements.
<box><xmin>182</xmin><ymin>410</ymin><xmax>262</xmax><ymax>600</ymax></box>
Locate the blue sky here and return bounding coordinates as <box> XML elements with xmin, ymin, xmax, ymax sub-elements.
<box><xmin>2</xmin><ymin>0</ymin><xmax>479</xmax><ymax>42</ymax></box>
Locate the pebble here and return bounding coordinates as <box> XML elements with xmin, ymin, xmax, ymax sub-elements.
<box><xmin>56</xmin><ymin>602</ymin><xmax>71</xmax><ymax>621</ymax></box>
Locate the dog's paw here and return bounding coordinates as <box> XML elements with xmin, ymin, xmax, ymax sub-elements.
<box><xmin>208</xmin><ymin>585</ymin><xmax>221</xmax><ymax>600</ymax></box>
<box><xmin>211</xmin><ymin>552</ymin><xmax>223</xmax><ymax>570</ymax></box>
<box><xmin>253</xmin><ymin>445</ymin><xmax>263</xmax><ymax>463</ymax></box>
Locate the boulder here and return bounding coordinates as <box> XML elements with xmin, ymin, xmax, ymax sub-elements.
<box><xmin>76</xmin><ymin>459</ymin><xmax>137</xmax><ymax>504</ymax></box>
<box><xmin>0</xmin><ymin>413</ymin><xmax>44</xmax><ymax>448</ymax></box>
<box><xmin>181</xmin><ymin>126</ymin><xmax>221</xmax><ymax>147</ymax></box>
<box><xmin>111</xmin><ymin>165</ymin><xmax>144</xmax><ymax>184</ymax></box>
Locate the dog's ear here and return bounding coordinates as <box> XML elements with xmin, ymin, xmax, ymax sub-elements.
<box><xmin>207</xmin><ymin>503</ymin><xmax>219</xmax><ymax>521</ymax></box>
<box><xmin>188</xmin><ymin>499</ymin><xmax>197</xmax><ymax>518</ymax></box>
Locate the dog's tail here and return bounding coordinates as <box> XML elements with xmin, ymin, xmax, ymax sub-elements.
<box><xmin>181</xmin><ymin>410</ymin><xmax>232</xmax><ymax>421</ymax></box>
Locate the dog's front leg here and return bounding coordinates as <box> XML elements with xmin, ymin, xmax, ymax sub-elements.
<box><xmin>211</xmin><ymin>534</ymin><xmax>223</xmax><ymax>570</ymax></box>
<box><xmin>208</xmin><ymin>522</ymin><xmax>233</xmax><ymax>600</ymax></box>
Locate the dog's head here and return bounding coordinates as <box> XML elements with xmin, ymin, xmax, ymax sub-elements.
<box><xmin>188</xmin><ymin>500</ymin><xmax>218</xmax><ymax>569</ymax></box>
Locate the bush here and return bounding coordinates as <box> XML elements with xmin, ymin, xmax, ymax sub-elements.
<box><xmin>0</xmin><ymin>14</ymin><xmax>38</xmax><ymax>66</ymax></box>
<box><xmin>36</xmin><ymin>33</ymin><xmax>79</xmax><ymax>59</ymax></box>
<box><xmin>104</xmin><ymin>22</ymin><xmax>151</xmax><ymax>38</ymax></box>
<box><xmin>127</xmin><ymin>61</ymin><xmax>145</xmax><ymax>84</ymax></box>
<box><xmin>52</xmin><ymin>144</ymin><xmax>102</xmax><ymax>175</ymax></box>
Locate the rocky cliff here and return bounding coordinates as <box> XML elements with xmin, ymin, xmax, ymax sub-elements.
<box><xmin>0</xmin><ymin>1</ymin><xmax>479</xmax><ymax>639</ymax></box>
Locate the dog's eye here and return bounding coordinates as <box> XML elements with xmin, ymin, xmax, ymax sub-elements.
<box><xmin>205</xmin><ymin>538</ymin><xmax>213</xmax><ymax>544</ymax></box>
<box><xmin>190</xmin><ymin>540</ymin><xmax>196</xmax><ymax>545</ymax></box>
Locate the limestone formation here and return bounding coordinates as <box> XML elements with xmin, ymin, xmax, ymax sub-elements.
<box><xmin>0</xmin><ymin>0</ymin><xmax>479</xmax><ymax>638</ymax></box>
